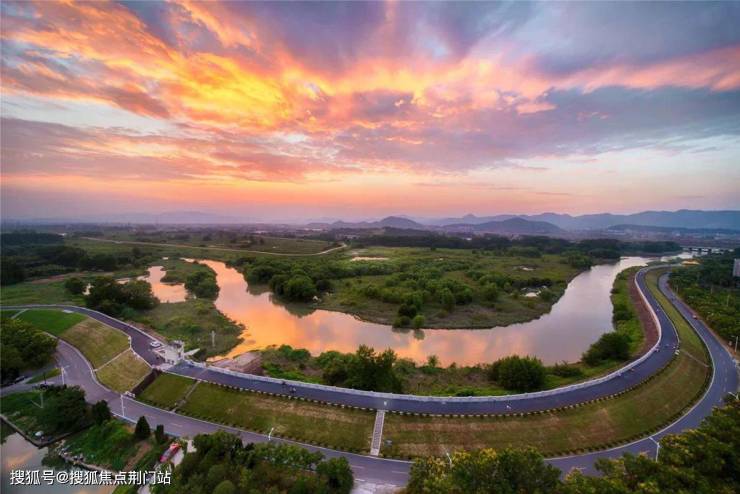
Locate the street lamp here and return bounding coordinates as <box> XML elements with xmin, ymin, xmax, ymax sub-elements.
<box><xmin>442</xmin><ymin>447</ymin><xmax>452</xmax><ymax>468</ymax></box>
<box><xmin>268</xmin><ymin>427</ymin><xmax>275</xmax><ymax>442</ymax></box>
<box><xmin>648</xmin><ymin>436</ymin><xmax>661</xmax><ymax>462</ymax></box>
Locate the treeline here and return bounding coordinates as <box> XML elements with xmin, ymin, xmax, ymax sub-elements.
<box><xmin>153</xmin><ymin>431</ymin><xmax>353</xmax><ymax>494</ymax></box>
<box><xmin>406</xmin><ymin>398</ymin><xmax>739</xmax><ymax>494</ymax></box>
<box><xmin>262</xmin><ymin>343</ymin><xmax>631</xmax><ymax>395</ymax></box>
<box><xmin>669</xmin><ymin>250</ymin><xmax>740</xmax><ymax>342</ymax></box>
<box><xmin>65</xmin><ymin>276</ymin><xmax>158</xmax><ymax>317</ymax></box>
<box><xmin>355</xmin><ymin>232</ymin><xmax>679</xmax><ymax>259</ymax></box>
<box><xmin>1</xmin><ymin>232</ymin><xmax>154</xmax><ymax>285</ymax></box>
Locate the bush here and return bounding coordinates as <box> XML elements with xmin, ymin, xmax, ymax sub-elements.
<box><xmin>64</xmin><ymin>277</ymin><xmax>86</xmax><ymax>295</ymax></box>
<box><xmin>411</xmin><ymin>314</ymin><xmax>426</xmax><ymax>329</ymax></box>
<box><xmin>549</xmin><ymin>362</ymin><xmax>583</xmax><ymax>378</ymax></box>
<box><xmin>92</xmin><ymin>401</ymin><xmax>111</xmax><ymax>425</ymax></box>
<box><xmin>582</xmin><ymin>332</ymin><xmax>631</xmax><ymax>365</ymax></box>
<box><xmin>489</xmin><ymin>355</ymin><xmax>546</xmax><ymax>392</ymax></box>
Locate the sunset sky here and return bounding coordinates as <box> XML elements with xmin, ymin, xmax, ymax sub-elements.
<box><xmin>2</xmin><ymin>1</ymin><xmax>739</xmax><ymax>221</ymax></box>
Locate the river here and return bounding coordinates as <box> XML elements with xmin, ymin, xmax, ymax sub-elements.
<box><xmin>0</xmin><ymin>430</ymin><xmax>112</xmax><ymax>494</ymax></box>
<box><xmin>140</xmin><ymin>253</ymin><xmax>690</xmax><ymax>366</ymax></box>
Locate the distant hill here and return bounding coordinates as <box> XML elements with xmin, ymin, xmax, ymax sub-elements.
<box><xmin>443</xmin><ymin>217</ymin><xmax>564</xmax><ymax>235</ymax></box>
<box><xmin>607</xmin><ymin>224</ymin><xmax>740</xmax><ymax>234</ymax></box>
<box><xmin>424</xmin><ymin>210</ymin><xmax>740</xmax><ymax>231</ymax></box>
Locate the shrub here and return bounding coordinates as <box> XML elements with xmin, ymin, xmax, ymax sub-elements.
<box><xmin>488</xmin><ymin>355</ymin><xmax>546</xmax><ymax>392</ymax></box>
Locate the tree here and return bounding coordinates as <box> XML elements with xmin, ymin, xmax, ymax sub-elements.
<box><xmin>489</xmin><ymin>355</ymin><xmax>546</xmax><ymax>392</ymax></box>
<box><xmin>212</xmin><ymin>480</ymin><xmax>236</xmax><ymax>494</ymax></box>
<box><xmin>92</xmin><ymin>400</ymin><xmax>111</xmax><ymax>425</ymax></box>
<box><xmin>39</xmin><ymin>386</ymin><xmax>89</xmax><ymax>434</ymax></box>
<box><xmin>1</xmin><ymin>258</ymin><xmax>26</xmax><ymax>285</ymax></box>
<box><xmin>407</xmin><ymin>447</ymin><xmax>560</xmax><ymax>494</ymax></box>
<box><xmin>64</xmin><ymin>277</ymin><xmax>86</xmax><ymax>295</ymax></box>
<box><xmin>155</xmin><ymin>424</ymin><xmax>166</xmax><ymax>444</ymax></box>
<box><xmin>412</xmin><ymin>314</ymin><xmax>426</xmax><ymax>329</ymax></box>
<box><xmin>0</xmin><ymin>320</ymin><xmax>57</xmax><ymax>382</ymax></box>
<box><xmin>282</xmin><ymin>275</ymin><xmax>317</xmax><ymax>302</ymax></box>
<box><xmin>135</xmin><ymin>416</ymin><xmax>151</xmax><ymax>440</ymax></box>
<box><xmin>440</xmin><ymin>288</ymin><xmax>456</xmax><ymax>311</ymax></box>
<box><xmin>582</xmin><ymin>332</ymin><xmax>631</xmax><ymax>366</ymax></box>
<box><xmin>316</xmin><ymin>457</ymin><xmax>354</xmax><ymax>494</ymax></box>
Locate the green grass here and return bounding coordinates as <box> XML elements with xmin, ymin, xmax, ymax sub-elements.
<box><xmin>96</xmin><ymin>349</ymin><xmax>150</xmax><ymax>392</ymax></box>
<box><xmin>15</xmin><ymin>309</ymin><xmax>85</xmax><ymax>336</ymax></box>
<box><xmin>382</xmin><ymin>351</ymin><xmax>707</xmax><ymax>458</ymax></box>
<box><xmin>64</xmin><ymin>420</ymin><xmax>153</xmax><ymax>471</ymax></box>
<box><xmin>0</xmin><ymin>391</ymin><xmax>46</xmax><ymax>436</ymax></box>
<box><xmin>61</xmin><ymin>319</ymin><xmax>129</xmax><ymax>368</ymax></box>
<box><xmin>380</xmin><ymin>266</ymin><xmax>711</xmax><ymax>458</ymax></box>
<box><xmin>137</xmin><ymin>373</ymin><xmax>195</xmax><ymax>409</ymax></box>
<box><xmin>133</xmin><ymin>298</ymin><xmax>242</xmax><ymax>358</ymax></box>
<box><xmin>27</xmin><ymin>368</ymin><xmax>61</xmax><ymax>384</ymax></box>
<box><xmin>0</xmin><ymin>280</ymin><xmax>85</xmax><ymax>306</ymax></box>
<box><xmin>611</xmin><ymin>267</ymin><xmax>644</xmax><ymax>354</ymax></box>
<box><xmin>142</xmin><ymin>376</ymin><xmax>375</xmax><ymax>452</ymax></box>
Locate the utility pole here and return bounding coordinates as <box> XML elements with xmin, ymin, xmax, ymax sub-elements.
<box><xmin>649</xmin><ymin>436</ymin><xmax>661</xmax><ymax>462</ymax></box>
<box><xmin>60</xmin><ymin>366</ymin><xmax>67</xmax><ymax>387</ymax></box>
<box><xmin>211</xmin><ymin>330</ymin><xmax>216</xmax><ymax>348</ymax></box>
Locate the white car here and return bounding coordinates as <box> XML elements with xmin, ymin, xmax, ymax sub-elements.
<box><xmin>149</xmin><ymin>341</ymin><xmax>162</xmax><ymax>348</ymax></box>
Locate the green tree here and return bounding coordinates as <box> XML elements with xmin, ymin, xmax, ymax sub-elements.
<box><xmin>582</xmin><ymin>332</ymin><xmax>631</xmax><ymax>365</ymax></box>
<box><xmin>0</xmin><ymin>320</ymin><xmax>57</xmax><ymax>381</ymax></box>
<box><xmin>412</xmin><ymin>314</ymin><xmax>426</xmax><ymax>329</ymax></box>
<box><xmin>39</xmin><ymin>386</ymin><xmax>89</xmax><ymax>434</ymax></box>
<box><xmin>489</xmin><ymin>355</ymin><xmax>546</xmax><ymax>392</ymax></box>
<box><xmin>91</xmin><ymin>400</ymin><xmax>111</xmax><ymax>425</ymax></box>
<box><xmin>134</xmin><ymin>416</ymin><xmax>151</xmax><ymax>440</ymax></box>
<box><xmin>316</xmin><ymin>457</ymin><xmax>354</xmax><ymax>494</ymax></box>
<box><xmin>407</xmin><ymin>447</ymin><xmax>560</xmax><ymax>494</ymax></box>
<box><xmin>212</xmin><ymin>480</ymin><xmax>235</xmax><ymax>494</ymax></box>
<box><xmin>282</xmin><ymin>275</ymin><xmax>317</xmax><ymax>302</ymax></box>
<box><xmin>64</xmin><ymin>277</ymin><xmax>86</xmax><ymax>295</ymax></box>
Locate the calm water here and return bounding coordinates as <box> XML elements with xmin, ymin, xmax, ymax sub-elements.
<box><xmin>140</xmin><ymin>254</ymin><xmax>690</xmax><ymax>366</ymax></box>
<box><xmin>0</xmin><ymin>431</ymin><xmax>112</xmax><ymax>494</ymax></box>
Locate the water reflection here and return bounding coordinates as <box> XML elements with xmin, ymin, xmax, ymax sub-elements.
<box><xmin>198</xmin><ymin>257</ymin><xmax>649</xmax><ymax>366</ymax></box>
<box><xmin>135</xmin><ymin>266</ymin><xmax>188</xmax><ymax>303</ymax></box>
<box><xmin>140</xmin><ymin>254</ymin><xmax>691</xmax><ymax>366</ymax></box>
<box><xmin>1</xmin><ymin>431</ymin><xmax>113</xmax><ymax>494</ymax></box>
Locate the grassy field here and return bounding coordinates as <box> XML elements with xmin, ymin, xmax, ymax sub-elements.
<box><xmin>137</xmin><ymin>373</ymin><xmax>195</xmax><ymax>409</ymax></box>
<box><xmin>0</xmin><ymin>280</ymin><xmax>85</xmax><ymax>306</ymax></box>
<box><xmin>316</xmin><ymin>247</ymin><xmax>582</xmax><ymax>329</ymax></box>
<box><xmin>611</xmin><ymin>267</ymin><xmax>644</xmax><ymax>354</ymax></box>
<box><xmin>96</xmin><ymin>349</ymin><xmax>150</xmax><ymax>392</ymax></box>
<box><xmin>132</xmin><ymin>298</ymin><xmax>242</xmax><ymax>358</ymax></box>
<box><xmin>140</xmin><ymin>374</ymin><xmax>375</xmax><ymax>452</ymax></box>
<box><xmin>379</xmin><ymin>266</ymin><xmax>710</xmax><ymax>458</ymax></box>
<box><xmin>28</xmin><ymin>368</ymin><xmax>61</xmax><ymax>384</ymax></box>
<box><xmin>61</xmin><ymin>319</ymin><xmax>129</xmax><ymax>368</ymax></box>
<box><xmin>64</xmin><ymin>420</ymin><xmax>160</xmax><ymax>471</ymax></box>
<box><xmin>158</xmin><ymin>257</ymin><xmax>213</xmax><ymax>283</ymax></box>
<box><xmin>70</xmin><ymin>234</ymin><xmax>335</xmax><ymax>256</ymax></box>
<box><xmin>15</xmin><ymin>309</ymin><xmax>85</xmax><ymax>336</ymax></box>
<box><xmin>0</xmin><ymin>391</ymin><xmax>47</xmax><ymax>436</ymax></box>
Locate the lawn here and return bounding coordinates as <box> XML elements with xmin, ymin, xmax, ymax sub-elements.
<box><xmin>61</xmin><ymin>319</ymin><xmax>129</xmax><ymax>368</ymax></box>
<box><xmin>28</xmin><ymin>368</ymin><xmax>61</xmax><ymax>384</ymax></box>
<box><xmin>15</xmin><ymin>309</ymin><xmax>85</xmax><ymax>336</ymax></box>
<box><xmin>64</xmin><ymin>420</ymin><xmax>160</xmax><ymax>471</ymax></box>
<box><xmin>96</xmin><ymin>349</ymin><xmax>151</xmax><ymax>392</ymax></box>
<box><xmin>380</xmin><ymin>267</ymin><xmax>711</xmax><ymax>458</ymax></box>
<box><xmin>151</xmin><ymin>378</ymin><xmax>375</xmax><ymax>452</ymax></box>
<box><xmin>0</xmin><ymin>280</ymin><xmax>85</xmax><ymax>306</ymax></box>
<box><xmin>611</xmin><ymin>267</ymin><xmax>644</xmax><ymax>354</ymax></box>
<box><xmin>137</xmin><ymin>373</ymin><xmax>195</xmax><ymax>409</ymax></box>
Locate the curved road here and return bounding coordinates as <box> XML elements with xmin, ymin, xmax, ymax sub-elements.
<box><xmin>2</xmin><ymin>270</ymin><xmax>737</xmax><ymax>486</ymax></box>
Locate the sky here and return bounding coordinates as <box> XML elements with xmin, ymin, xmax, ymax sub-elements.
<box><xmin>1</xmin><ymin>1</ymin><xmax>739</xmax><ymax>222</ymax></box>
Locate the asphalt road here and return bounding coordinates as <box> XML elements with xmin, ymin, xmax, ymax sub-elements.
<box><xmin>3</xmin><ymin>270</ymin><xmax>737</xmax><ymax>486</ymax></box>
